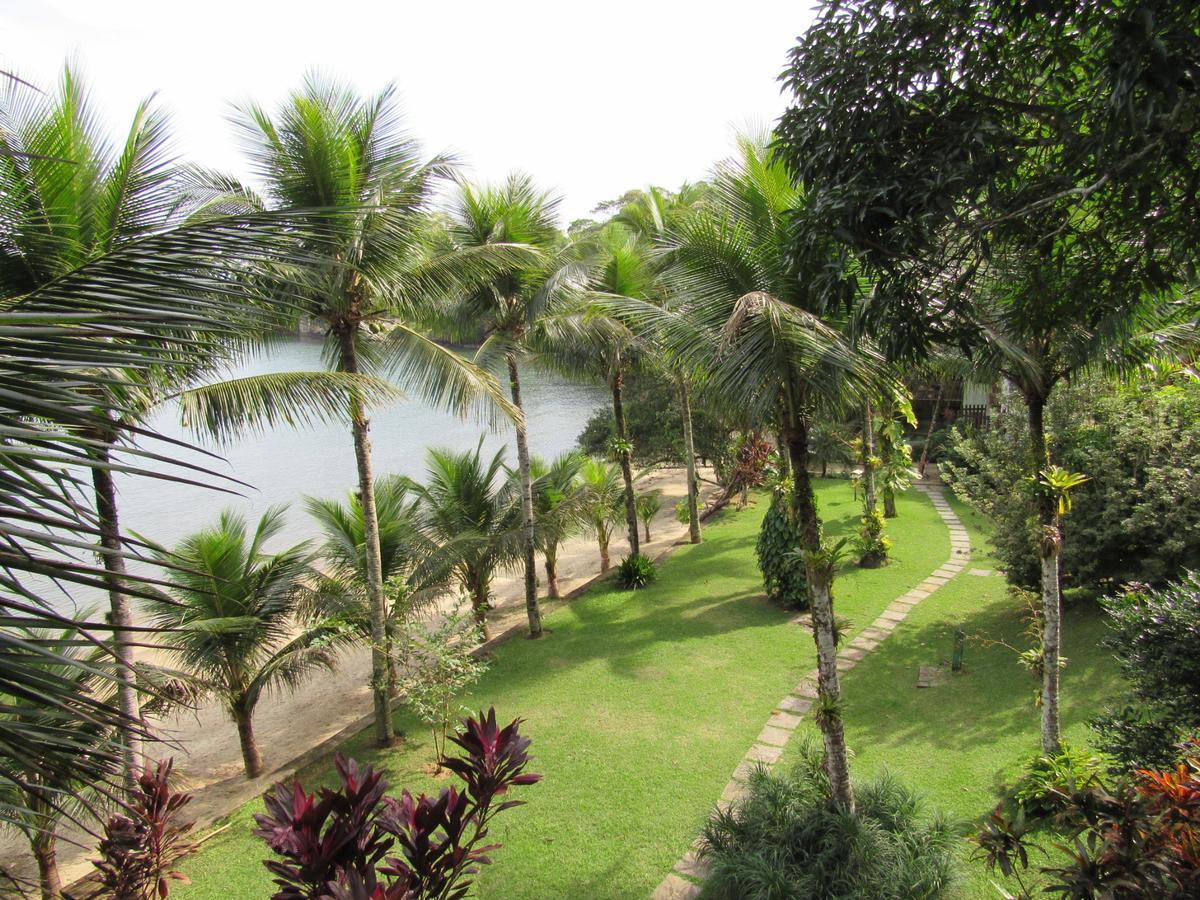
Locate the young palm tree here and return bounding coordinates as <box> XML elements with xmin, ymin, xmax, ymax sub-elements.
<box><xmin>142</xmin><ymin>507</ymin><xmax>344</xmax><ymax>779</ymax></box>
<box><xmin>578</xmin><ymin>457</ymin><xmax>626</xmax><ymax>573</ymax></box>
<box><xmin>305</xmin><ymin>475</ymin><xmax>452</xmax><ymax>696</ymax></box>
<box><xmin>438</xmin><ymin>174</ymin><xmax>568</xmax><ymax>637</ymax></box>
<box><xmin>636</xmin><ymin>489</ymin><xmax>663</xmax><ymax>543</ymax></box>
<box><xmin>402</xmin><ymin>443</ymin><xmax>521</xmax><ymax>639</ymax></box>
<box><xmin>529</xmin><ymin>451</ymin><xmax>588</xmax><ymax>599</ymax></box>
<box><xmin>809</xmin><ymin>421</ymin><xmax>854</xmax><ymax>478</ymax></box>
<box><xmin>195</xmin><ymin>76</ymin><xmax>521</xmax><ymax>746</ymax></box>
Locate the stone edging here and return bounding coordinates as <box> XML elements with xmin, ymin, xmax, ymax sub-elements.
<box><xmin>652</xmin><ymin>483</ymin><xmax>970</xmax><ymax>899</ymax></box>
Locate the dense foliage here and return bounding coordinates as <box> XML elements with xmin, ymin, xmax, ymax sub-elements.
<box><xmin>254</xmin><ymin>709</ymin><xmax>539</xmax><ymax>900</ymax></box>
<box><xmin>754</xmin><ymin>484</ymin><xmax>808</xmax><ymax>610</ymax></box>
<box><xmin>700</xmin><ymin>738</ymin><xmax>956</xmax><ymax>899</ymax></box>
<box><xmin>614</xmin><ymin>553</ymin><xmax>658</xmax><ymax>590</ymax></box>
<box><xmin>941</xmin><ymin>378</ymin><xmax>1200</xmax><ymax>595</ymax></box>
<box><xmin>1092</xmin><ymin>573</ymin><xmax>1200</xmax><ymax>770</ymax></box>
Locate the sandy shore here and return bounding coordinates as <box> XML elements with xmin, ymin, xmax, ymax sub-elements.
<box><xmin>2</xmin><ymin>465</ymin><xmax>722</xmax><ymax>890</ymax></box>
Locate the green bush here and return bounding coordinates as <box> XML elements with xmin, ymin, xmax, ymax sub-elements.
<box><xmin>614</xmin><ymin>553</ymin><xmax>657</xmax><ymax>589</ymax></box>
<box><xmin>1091</xmin><ymin>572</ymin><xmax>1200</xmax><ymax>769</ymax></box>
<box><xmin>700</xmin><ymin>737</ymin><xmax>957</xmax><ymax>899</ymax></box>
<box><xmin>754</xmin><ymin>486</ymin><xmax>808</xmax><ymax>609</ymax></box>
<box><xmin>941</xmin><ymin>376</ymin><xmax>1200</xmax><ymax>595</ymax></box>
<box><xmin>1009</xmin><ymin>743</ymin><xmax>1107</xmax><ymax>818</ymax></box>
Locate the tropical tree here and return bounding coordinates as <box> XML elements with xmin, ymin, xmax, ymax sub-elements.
<box><xmin>305</xmin><ymin>475</ymin><xmax>452</xmax><ymax>697</ymax></box>
<box><xmin>402</xmin><ymin>443</ymin><xmax>521</xmax><ymax>639</ymax></box>
<box><xmin>601</xmin><ymin>136</ymin><xmax>882</xmax><ymax>809</ymax></box>
<box><xmin>637</xmin><ymin>489</ymin><xmax>663</xmax><ymax>542</ymax></box>
<box><xmin>193</xmin><ymin>75</ymin><xmax>521</xmax><ymax>746</ymax></box>
<box><xmin>141</xmin><ymin>507</ymin><xmax>345</xmax><ymax>779</ymax></box>
<box><xmin>577</xmin><ymin>456</ymin><xmax>626</xmax><ymax>573</ymax></box>
<box><xmin>437</xmin><ymin>173</ymin><xmax>568</xmax><ymax>638</ymax></box>
<box><xmin>808</xmin><ymin>421</ymin><xmax>854</xmax><ymax>478</ymax></box>
<box><xmin>529</xmin><ymin>451</ymin><xmax>589</xmax><ymax>599</ymax></box>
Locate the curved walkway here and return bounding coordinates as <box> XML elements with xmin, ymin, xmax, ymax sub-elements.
<box><xmin>653</xmin><ymin>482</ymin><xmax>970</xmax><ymax>899</ymax></box>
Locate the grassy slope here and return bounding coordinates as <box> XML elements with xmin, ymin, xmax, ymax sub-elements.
<box><xmin>782</xmin><ymin>494</ymin><xmax>1117</xmax><ymax>898</ymax></box>
<box><xmin>177</xmin><ymin>480</ymin><xmax>947</xmax><ymax>899</ymax></box>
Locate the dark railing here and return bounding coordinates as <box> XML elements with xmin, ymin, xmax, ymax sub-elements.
<box><xmin>958</xmin><ymin>404</ymin><xmax>991</xmax><ymax>429</ymax></box>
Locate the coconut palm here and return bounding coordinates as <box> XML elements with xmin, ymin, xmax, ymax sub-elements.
<box><xmin>529</xmin><ymin>451</ymin><xmax>589</xmax><ymax>599</ymax></box>
<box><xmin>636</xmin><ymin>489</ymin><xmax>663</xmax><ymax>542</ymax></box>
<box><xmin>191</xmin><ymin>76</ymin><xmax>522</xmax><ymax>746</ymax></box>
<box><xmin>578</xmin><ymin>457</ymin><xmax>626</xmax><ymax>573</ymax></box>
<box><xmin>436</xmin><ymin>174</ymin><xmax>569</xmax><ymax>637</ymax></box>
<box><xmin>305</xmin><ymin>475</ymin><xmax>452</xmax><ymax>696</ymax></box>
<box><xmin>809</xmin><ymin>421</ymin><xmax>854</xmax><ymax>478</ymax></box>
<box><xmin>600</xmin><ymin>136</ymin><xmax>884</xmax><ymax>809</ymax></box>
<box><xmin>402</xmin><ymin>443</ymin><xmax>521</xmax><ymax>639</ymax></box>
<box><xmin>141</xmin><ymin>507</ymin><xmax>344</xmax><ymax>779</ymax></box>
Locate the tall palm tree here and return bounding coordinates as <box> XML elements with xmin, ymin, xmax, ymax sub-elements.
<box><xmin>196</xmin><ymin>76</ymin><xmax>522</xmax><ymax>746</ymax></box>
<box><xmin>141</xmin><ymin>506</ymin><xmax>344</xmax><ymax>779</ymax></box>
<box><xmin>578</xmin><ymin>456</ymin><xmax>626</xmax><ymax>573</ymax></box>
<box><xmin>305</xmin><ymin>475</ymin><xmax>452</xmax><ymax>696</ymax></box>
<box><xmin>402</xmin><ymin>443</ymin><xmax>521</xmax><ymax>639</ymax></box>
<box><xmin>438</xmin><ymin>174</ymin><xmax>569</xmax><ymax>637</ymax></box>
<box><xmin>603</xmin><ymin>137</ymin><xmax>882</xmax><ymax>809</ymax></box>
<box><xmin>529</xmin><ymin>451</ymin><xmax>588</xmax><ymax>599</ymax></box>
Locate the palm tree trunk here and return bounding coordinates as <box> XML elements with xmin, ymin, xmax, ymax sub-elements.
<box><xmin>507</xmin><ymin>354</ymin><xmax>543</xmax><ymax>637</ymax></box>
<box><xmin>470</xmin><ymin>573</ymin><xmax>492</xmax><ymax>640</ymax></box>
<box><xmin>783</xmin><ymin>407</ymin><xmax>855</xmax><ymax>811</ymax></box>
<box><xmin>233</xmin><ymin>702</ymin><xmax>263</xmax><ymax>779</ymax></box>
<box><xmin>599</xmin><ymin>532</ymin><xmax>611</xmax><ymax>572</ymax></box>
<box><xmin>545</xmin><ymin>552</ymin><xmax>560</xmax><ymax>600</ymax></box>
<box><xmin>861</xmin><ymin>401</ymin><xmax>877</xmax><ymax>515</ymax></box>
<box><xmin>643</xmin><ymin>519</ymin><xmax>651</xmax><ymax>542</ymax></box>
<box><xmin>1028</xmin><ymin>392</ymin><xmax>1062</xmax><ymax>754</ymax></box>
<box><xmin>89</xmin><ymin>429</ymin><xmax>141</xmax><ymax>794</ymax></box>
<box><xmin>339</xmin><ymin>331</ymin><xmax>394</xmax><ymax>748</ymax></box>
<box><xmin>679</xmin><ymin>379</ymin><xmax>702</xmax><ymax>543</ymax></box>
<box><xmin>32</xmin><ymin>829</ymin><xmax>61</xmax><ymax>900</ymax></box>
<box><xmin>917</xmin><ymin>384</ymin><xmax>943</xmax><ymax>477</ymax></box>
<box><xmin>611</xmin><ymin>362</ymin><xmax>640</xmax><ymax>557</ymax></box>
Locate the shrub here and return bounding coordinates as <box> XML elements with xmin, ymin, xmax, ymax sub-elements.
<box><xmin>855</xmin><ymin>507</ymin><xmax>891</xmax><ymax>568</ymax></box>
<box><xmin>1009</xmin><ymin>743</ymin><xmax>1107</xmax><ymax>819</ymax></box>
<box><xmin>615</xmin><ymin>553</ymin><xmax>657</xmax><ymax>589</ymax></box>
<box><xmin>755</xmin><ymin>485</ymin><xmax>808</xmax><ymax>609</ymax></box>
<box><xmin>90</xmin><ymin>759</ymin><xmax>197</xmax><ymax>899</ymax></box>
<box><xmin>941</xmin><ymin>376</ymin><xmax>1200</xmax><ymax>595</ymax></box>
<box><xmin>254</xmin><ymin>708</ymin><xmax>539</xmax><ymax>900</ymax></box>
<box><xmin>700</xmin><ymin>738</ymin><xmax>957</xmax><ymax>899</ymax></box>
<box><xmin>1091</xmin><ymin>573</ymin><xmax>1200</xmax><ymax>769</ymax></box>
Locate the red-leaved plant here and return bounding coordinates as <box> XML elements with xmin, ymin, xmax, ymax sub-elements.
<box><xmin>254</xmin><ymin>708</ymin><xmax>540</xmax><ymax>900</ymax></box>
<box><xmin>90</xmin><ymin>759</ymin><xmax>197</xmax><ymax>899</ymax></box>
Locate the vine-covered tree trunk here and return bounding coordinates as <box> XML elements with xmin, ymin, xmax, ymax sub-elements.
<box><xmin>782</xmin><ymin>403</ymin><xmax>855</xmax><ymax>811</ymax></box>
<box><xmin>862</xmin><ymin>401</ymin><xmax>878</xmax><ymax>516</ymax></box>
<box><xmin>611</xmin><ymin>362</ymin><xmax>640</xmax><ymax>557</ymax></box>
<box><xmin>679</xmin><ymin>379</ymin><xmax>702</xmax><ymax>543</ymax></box>
<box><xmin>1028</xmin><ymin>392</ymin><xmax>1062</xmax><ymax>754</ymax></box>
<box><xmin>507</xmin><ymin>354</ymin><xmax>543</xmax><ymax>637</ymax></box>
<box><xmin>340</xmin><ymin>331</ymin><xmax>394</xmax><ymax>748</ymax></box>
<box><xmin>233</xmin><ymin>702</ymin><xmax>263</xmax><ymax>779</ymax></box>
<box><xmin>882</xmin><ymin>488</ymin><xmax>897</xmax><ymax>518</ymax></box>
<box><xmin>89</xmin><ymin>430</ymin><xmax>140</xmax><ymax>793</ymax></box>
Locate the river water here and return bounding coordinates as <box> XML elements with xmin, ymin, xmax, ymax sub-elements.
<box><xmin>50</xmin><ymin>337</ymin><xmax>607</xmax><ymax>615</ymax></box>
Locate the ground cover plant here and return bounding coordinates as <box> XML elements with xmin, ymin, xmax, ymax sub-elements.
<box><xmin>174</xmin><ymin>481</ymin><xmax>947</xmax><ymax>899</ymax></box>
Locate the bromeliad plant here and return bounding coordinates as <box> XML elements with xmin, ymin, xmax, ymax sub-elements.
<box><xmin>254</xmin><ymin>709</ymin><xmax>540</xmax><ymax>900</ymax></box>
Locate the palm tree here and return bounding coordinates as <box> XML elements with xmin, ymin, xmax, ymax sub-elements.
<box><xmin>402</xmin><ymin>443</ymin><xmax>521</xmax><ymax>639</ymax></box>
<box><xmin>602</xmin><ymin>137</ymin><xmax>882</xmax><ymax>809</ymax></box>
<box><xmin>438</xmin><ymin>174</ymin><xmax>568</xmax><ymax>637</ymax></box>
<box><xmin>305</xmin><ymin>475</ymin><xmax>452</xmax><ymax>696</ymax></box>
<box><xmin>809</xmin><ymin>421</ymin><xmax>854</xmax><ymax>478</ymax></box>
<box><xmin>195</xmin><ymin>75</ymin><xmax>521</xmax><ymax>746</ymax></box>
<box><xmin>578</xmin><ymin>457</ymin><xmax>625</xmax><ymax>573</ymax></box>
<box><xmin>529</xmin><ymin>451</ymin><xmax>589</xmax><ymax>599</ymax></box>
<box><xmin>636</xmin><ymin>489</ymin><xmax>663</xmax><ymax>542</ymax></box>
<box><xmin>142</xmin><ymin>507</ymin><xmax>344</xmax><ymax>779</ymax></box>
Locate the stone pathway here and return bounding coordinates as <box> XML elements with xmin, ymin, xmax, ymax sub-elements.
<box><xmin>651</xmin><ymin>482</ymin><xmax>969</xmax><ymax>899</ymax></box>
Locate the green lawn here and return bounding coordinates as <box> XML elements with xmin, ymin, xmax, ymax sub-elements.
<box><xmin>177</xmin><ymin>480</ymin><xmax>949</xmax><ymax>899</ymax></box>
<box><xmin>782</xmin><ymin>494</ymin><xmax>1120</xmax><ymax>898</ymax></box>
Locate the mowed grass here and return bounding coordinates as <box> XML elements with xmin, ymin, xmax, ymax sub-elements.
<box><xmin>782</xmin><ymin>494</ymin><xmax>1119</xmax><ymax>898</ymax></box>
<box><xmin>177</xmin><ymin>480</ymin><xmax>948</xmax><ymax>899</ymax></box>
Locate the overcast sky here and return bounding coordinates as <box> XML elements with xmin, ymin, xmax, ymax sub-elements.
<box><xmin>2</xmin><ymin>0</ymin><xmax>816</xmax><ymax>223</ymax></box>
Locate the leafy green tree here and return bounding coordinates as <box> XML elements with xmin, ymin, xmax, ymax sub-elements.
<box><xmin>529</xmin><ymin>451</ymin><xmax>589</xmax><ymax>599</ymax></box>
<box><xmin>403</xmin><ymin>443</ymin><xmax>521</xmax><ymax>639</ymax></box>
<box><xmin>577</xmin><ymin>457</ymin><xmax>625</xmax><ymax>573</ymax></box>
<box><xmin>142</xmin><ymin>507</ymin><xmax>345</xmax><ymax>779</ymax></box>
<box><xmin>194</xmin><ymin>76</ymin><xmax>519</xmax><ymax>746</ymax></box>
<box><xmin>807</xmin><ymin>421</ymin><xmax>854</xmax><ymax>478</ymax></box>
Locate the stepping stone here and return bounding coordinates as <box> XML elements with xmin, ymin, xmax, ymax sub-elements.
<box><xmin>870</xmin><ymin>617</ymin><xmax>898</xmax><ymax>632</ymax></box>
<box><xmin>839</xmin><ymin>646</ymin><xmax>868</xmax><ymax>662</ymax></box>
<box><xmin>778</xmin><ymin>695</ymin><xmax>812</xmax><ymax>714</ymax></box>
<box><xmin>732</xmin><ymin>761</ymin><xmax>756</xmax><ymax>782</ymax></box>
<box><xmin>756</xmin><ymin>724</ymin><xmax>792</xmax><ymax>747</ymax></box>
<box><xmin>923</xmin><ymin>575</ymin><xmax>950</xmax><ymax>586</ymax></box>
<box><xmin>931</xmin><ymin>567</ymin><xmax>960</xmax><ymax>577</ymax></box>
<box><xmin>675</xmin><ymin>850</ymin><xmax>711</xmax><ymax>881</ymax></box>
<box><xmin>766</xmin><ymin>710</ymin><xmax>803</xmax><ymax>730</ymax></box>
<box><xmin>720</xmin><ymin>779</ymin><xmax>749</xmax><ymax>804</ymax></box>
<box><xmin>859</xmin><ymin>627</ymin><xmax>891</xmax><ymax>642</ymax></box>
<box><xmin>890</xmin><ymin>598</ymin><xmax>919</xmax><ymax>610</ymax></box>
<box><xmin>847</xmin><ymin>637</ymin><xmax>878</xmax><ymax>652</ymax></box>
<box><xmin>654</xmin><ymin>874</ymin><xmax>702</xmax><ymax>899</ymax></box>
<box><xmin>878</xmin><ymin>608</ymin><xmax>907</xmax><ymax>623</ymax></box>
<box><xmin>906</xmin><ymin>586</ymin><xmax>934</xmax><ymax>598</ymax></box>
<box><xmin>836</xmin><ymin>657</ymin><xmax>857</xmax><ymax>672</ymax></box>
<box><xmin>746</xmin><ymin>742</ymin><xmax>783</xmax><ymax>764</ymax></box>
<box><xmin>916</xmin><ymin>665</ymin><xmax>944</xmax><ymax>688</ymax></box>
<box><xmin>792</xmin><ymin>680</ymin><xmax>819</xmax><ymax>698</ymax></box>
<box><xmin>968</xmin><ymin>568</ymin><xmax>994</xmax><ymax>576</ymax></box>
<box><xmin>789</xmin><ymin>613</ymin><xmax>812</xmax><ymax>626</ymax></box>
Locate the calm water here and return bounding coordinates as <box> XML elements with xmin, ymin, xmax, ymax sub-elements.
<box><xmin>47</xmin><ymin>337</ymin><xmax>606</xmax><ymax>614</ymax></box>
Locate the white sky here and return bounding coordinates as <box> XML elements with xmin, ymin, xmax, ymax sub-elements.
<box><xmin>3</xmin><ymin>0</ymin><xmax>817</xmax><ymax>223</ymax></box>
